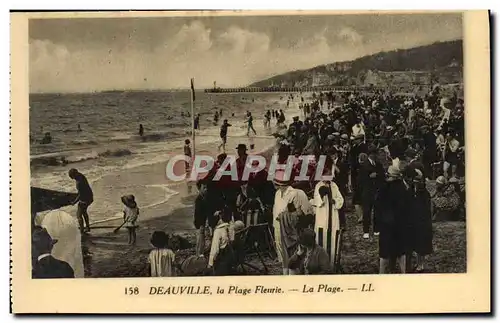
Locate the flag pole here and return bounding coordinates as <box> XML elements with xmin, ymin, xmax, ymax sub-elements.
<box><xmin>190</xmin><ymin>78</ymin><xmax>196</xmax><ymax>165</ymax></box>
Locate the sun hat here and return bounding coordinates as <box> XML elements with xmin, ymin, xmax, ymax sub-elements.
<box><xmin>436</xmin><ymin>176</ymin><xmax>447</xmax><ymax>185</ymax></box>
<box><xmin>233</xmin><ymin>220</ymin><xmax>245</xmax><ymax>232</ymax></box>
<box><xmin>121</xmin><ymin>195</ymin><xmax>137</xmax><ymax>208</ymax></box>
<box><xmin>414</xmin><ymin>169</ymin><xmax>424</xmax><ymax>182</ymax></box>
<box><xmin>272</xmin><ymin>169</ymin><xmax>293</xmax><ymax>186</ymax></box>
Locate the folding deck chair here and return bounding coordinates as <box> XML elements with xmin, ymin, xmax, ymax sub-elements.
<box><xmin>232</xmin><ymin>226</ymin><xmax>270</xmax><ymax>274</ymax></box>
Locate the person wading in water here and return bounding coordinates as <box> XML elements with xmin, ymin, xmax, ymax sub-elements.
<box><xmin>68</xmin><ymin>169</ymin><xmax>93</xmax><ymax>234</ymax></box>
<box><xmin>218</xmin><ymin>119</ymin><xmax>232</xmax><ymax>153</ymax></box>
<box><xmin>246</xmin><ymin>111</ymin><xmax>257</xmax><ymax>136</ymax></box>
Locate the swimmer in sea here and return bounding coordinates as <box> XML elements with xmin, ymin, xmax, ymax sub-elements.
<box><xmin>264</xmin><ymin>110</ymin><xmax>271</xmax><ymax>128</ymax></box>
<box><xmin>218</xmin><ymin>119</ymin><xmax>232</xmax><ymax>153</ymax></box>
<box><xmin>194</xmin><ymin>114</ymin><xmax>200</xmax><ymax>130</ymax></box>
<box><xmin>139</xmin><ymin>124</ymin><xmax>144</xmax><ymax>137</ymax></box>
<box><xmin>214</xmin><ymin>111</ymin><xmax>219</xmax><ymax>125</ymax></box>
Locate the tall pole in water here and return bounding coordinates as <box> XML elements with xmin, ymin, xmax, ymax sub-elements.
<box><xmin>190</xmin><ymin>78</ymin><xmax>196</xmax><ymax>167</ymax></box>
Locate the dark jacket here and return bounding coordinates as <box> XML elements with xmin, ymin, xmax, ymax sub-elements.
<box><xmin>194</xmin><ymin>194</ymin><xmax>219</xmax><ymax>229</ymax></box>
<box><xmin>358</xmin><ymin>158</ymin><xmax>385</xmax><ymax>201</ymax></box>
<box><xmin>376</xmin><ymin>179</ymin><xmax>413</xmax><ymax>258</ymax></box>
<box><xmin>408</xmin><ymin>159</ymin><xmax>426</xmax><ymax>178</ymax></box>
<box><xmin>333</xmin><ymin>157</ymin><xmax>349</xmax><ymax>193</ymax></box>
<box><xmin>422</xmin><ymin>132</ymin><xmax>437</xmax><ymax>161</ymax></box>
<box><xmin>409</xmin><ymin>186</ymin><xmax>433</xmax><ymax>255</ymax></box>
<box><xmin>32</xmin><ymin>255</ymin><xmax>75</xmax><ymax>279</ymax></box>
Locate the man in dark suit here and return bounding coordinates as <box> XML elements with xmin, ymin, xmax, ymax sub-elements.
<box><xmin>32</xmin><ymin>226</ymin><xmax>74</xmax><ymax>279</ymax></box>
<box><xmin>358</xmin><ymin>145</ymin><xmax>385</xmax><ymax>238</ymax></box>
<box><xmin>348</xmin><ymin>135</ymin><xmax>367</xmax><ymax>194</ymax></box>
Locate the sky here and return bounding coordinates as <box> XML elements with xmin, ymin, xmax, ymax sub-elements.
<box><xmin>29</xmin><ymin>13</ymin><xmax>463</xmax><ymax>93</ymax></box>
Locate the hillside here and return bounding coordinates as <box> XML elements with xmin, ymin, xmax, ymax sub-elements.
<box><xmin>249</xmin><ymin>40</ymin><xmax>463</xmax><ymax>90</ymax></box>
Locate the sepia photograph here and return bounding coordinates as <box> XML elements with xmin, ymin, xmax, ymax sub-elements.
<box><xmin>10</xmin><ymin>10</ymin><xmax>490</xmax><ymax>313</ymax></box>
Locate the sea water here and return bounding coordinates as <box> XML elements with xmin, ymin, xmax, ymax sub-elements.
<box><xmin>29</xmin><ymin>90</ymin><xmax>289</xmax><ymax>196</ymax></box>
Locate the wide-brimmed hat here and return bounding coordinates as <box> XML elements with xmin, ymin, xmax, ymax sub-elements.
<box><xmin>150</xmin><ymin>231</ymin><xmax>169</xmax><ymax>248</ymax></box>
<box><xmin>340</xmin><ymin>134</ymin><xmax>349</xmax><ymax>140</ymax></box>
<box><xmin>273</xmin><ymin>169</ymin><xmax>293</xmax><ymax>186</ymax></box>
<box><xmin>436</xmin><ymin>176</ymin><xmax>447</xmax><ymax>185</ymax></box>
<box><xmin>32</xmin><ymin>226</ymin><xmax>58</xmax><ymax>249</ymax></box>
<box><xmin>236</xmin><ymin>144</ymin><xmax>247</xmax><ymax>151</ymax></box>
<box><xmin>233</xmin><ymin>220</ymin><xmax>245</xmax><ymax>232</ymax></box>
<box><xmin>121</xmin><ymin>195</ymin><xmax>137</xmax><ymax>208</ymax></box>
<box><xmin>414</xmin><ymin>169</ymin><xmax>424</xmax><ymax>182</ymax></box>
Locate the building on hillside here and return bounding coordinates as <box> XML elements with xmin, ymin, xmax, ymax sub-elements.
<box><xmin>311</xmin><ymin>73</ymin><xmax>331</xmax><ymax>87</ymax></box>
<box><xmin>363</xmin><ymin>70</ymin><xmax>432</xmax><ymax>92</ymax></box>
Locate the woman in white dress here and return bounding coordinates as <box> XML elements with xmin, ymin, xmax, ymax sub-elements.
<box><xmin>310</xmin><ymin>174</ymin><xmax>344</xmax><ymax>270</ymax></box>
<box><xmin>40</xmin><ymin>210</ymin><xmax>85</xmax><ymax>278</ymax></box>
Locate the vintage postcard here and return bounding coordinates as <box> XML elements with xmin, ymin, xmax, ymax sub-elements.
<box><xmin>10</xmin><ymin>10</ymin><xmax>490</xmax><ymax>313</ymax></box>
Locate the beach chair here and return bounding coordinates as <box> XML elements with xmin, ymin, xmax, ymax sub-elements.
<box><xmin>245</xmin><ymin>222</ymin><xmax>277</xmax><ymax>259</ymax></box>
<box><xmin>232</xmin><ymin>227</ymin><xmax>269</xmax><ymax>274</ymax></box>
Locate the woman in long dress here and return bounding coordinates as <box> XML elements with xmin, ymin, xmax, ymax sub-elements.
<box><xmin>411</xmin><ymin>169</ymin><xmax>433</xmax><ymax>272</ymax></box>
<box><xmin>310</xmin><ymin>174</ymin><xmax>344</xmax><ymax>270</ymax></box>
<box><xmin>40</xmin><ymin>210</ymin><xmax>85</xmax><ymax>278</ymax></box>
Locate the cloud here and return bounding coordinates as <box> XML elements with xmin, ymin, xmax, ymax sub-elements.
<box><xmin>28</xmin><ymin>20</ymin><xmax>452</xmax><ymax>93</ymax></box>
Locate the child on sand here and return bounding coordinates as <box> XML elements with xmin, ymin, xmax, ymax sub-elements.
<box><xmin>121</xmin><ymin>195</ymin><xmax>139</xmax><ymax>245</ymax></box>
<box><xmin>148</xmin><ymin>231</ymin><xmax>176</xmax><ymax>277</ymax></box>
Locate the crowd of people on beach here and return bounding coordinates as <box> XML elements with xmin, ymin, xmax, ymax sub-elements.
<box><xmin>30</xmin><ymin>85</ymin><xmax>465</xmax><ymax>279</ymax></box>
<box><xmin>186</xmin><ymin>85</ymin><xmax>465</xmax><ymax>277</ymax></box>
